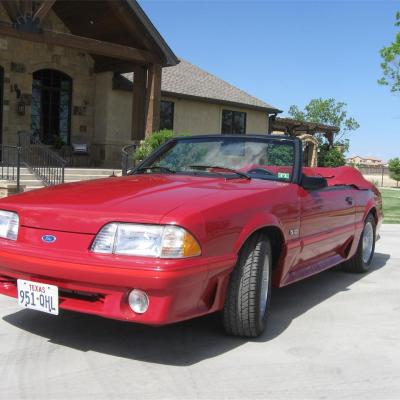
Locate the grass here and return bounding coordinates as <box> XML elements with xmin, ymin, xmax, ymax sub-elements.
<box><xmin>380</xmin><ymin>188</ymin><xmax>400</xmax><ymax>224</ymax></box>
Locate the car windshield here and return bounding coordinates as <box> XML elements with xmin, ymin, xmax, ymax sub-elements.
<box><xmin>134</xmin><ymin>136</ymin><xmax>296</xmax><ymax>182</ymax></box>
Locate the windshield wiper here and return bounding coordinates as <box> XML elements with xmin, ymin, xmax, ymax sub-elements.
<box><xmin>135</xmin><ymin>166</ymin><xmax>176</xmax><ymax>174</ymax></box>
<box><xmin>188</xmin><ymin>165</ymin><xmax>251</xmax><ymax>180</ymax></box>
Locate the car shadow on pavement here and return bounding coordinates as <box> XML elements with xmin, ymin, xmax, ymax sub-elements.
<box><xmin>261</xmin><ymin>251</ymin><xmax>390</xmax><ymax>342</ymax></box>
<box><xmin>2</xmin><ymin>252</ymin><xmax>390</xmax><ymax>366</ymax></box>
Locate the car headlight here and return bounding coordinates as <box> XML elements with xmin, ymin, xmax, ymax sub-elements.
<box><xmin>91</xmin><ymin>223</ymin><xmax>201</xmax><ymax>258</ymax></box>
<box><xmin>0</xmin><ymin>210</ymin><xmax>19</xmax><ymax>241</ymax></box>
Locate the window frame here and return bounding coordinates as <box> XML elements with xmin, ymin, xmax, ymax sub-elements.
<box><xmin>160</xmin><ymin>100</ymin><xmax>175</xmax><ymax>131</ymax></box>
<box><xmin>32</xmin><ymin>69</ymin><xmax>73</xmax><ymax>145</ymax></box>
<box><xmin>221</xmin><ymin>109</ymin><xmax>247</xmax><ymax>135</ymax></box>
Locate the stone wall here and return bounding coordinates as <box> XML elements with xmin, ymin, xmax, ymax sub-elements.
<box><xmin>0</xmin><ymin>181</ymin><xmax>23</xmax><ymax>198</ymax></box>
<box><xmin>0</xmin><ymin>6</ymin><xmax>95</xmax><ymax>150</ymax></box>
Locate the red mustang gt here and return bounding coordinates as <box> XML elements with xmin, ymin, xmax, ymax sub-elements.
<box><xmin>0</xmin><ymin>135</ymin><xmax>382</xmax><ymax>337</ymax></box>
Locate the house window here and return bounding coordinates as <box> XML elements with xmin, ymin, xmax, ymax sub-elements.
<box><xmin>222</xmin><ymin>110</ymin><xmax>246</xmax><ymax>134</ymax></box>
<box><xmin>160</xmin><ymin>101</ymin><xmax>174</xmax><ymax>130</ymax></box>
<box><xmin>32</xmin><ymin>69</ymin><xmax>72</xmax><ymax>145</ymax></box>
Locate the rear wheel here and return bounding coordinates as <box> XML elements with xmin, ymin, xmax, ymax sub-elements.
<box><xmin>343</xmin><ymin>214</ymin><xmax>376</xmax><ymax>273</ymax></box>
<box><xmin>222</xmin><ymin>232</ymin><xmax>272</xmax><ymax>337</ymax></box>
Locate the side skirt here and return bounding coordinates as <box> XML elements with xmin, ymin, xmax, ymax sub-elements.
<box><xmin>280</xmin><ymin>253</ymin><xmax>343</xmax><ymax>287</ymax></box>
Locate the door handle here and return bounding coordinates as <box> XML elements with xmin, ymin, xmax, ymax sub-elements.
<box><xmin>345</xmin><ymin>196</ymin><xmax>353</xmax><ymax>205</ymax></box>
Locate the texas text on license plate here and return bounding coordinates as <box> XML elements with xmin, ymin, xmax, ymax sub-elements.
<box><xmin>17</xmin><ymin>279</ymin><xmax>59</xmax><ymax>315</ymax></box>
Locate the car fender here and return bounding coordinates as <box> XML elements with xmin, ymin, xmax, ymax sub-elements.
<box><xmin>232</xmin><ymin>211</ymin><xmax>286</xmax><ymax>255</ymax></box>
<box><xmin>363</xmin><ymin>198</ymin><xmax>378</xmax><ymax>222</ymax></box>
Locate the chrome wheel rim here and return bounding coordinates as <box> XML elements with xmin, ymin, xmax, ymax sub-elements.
<box><xmin>362</xmin><ymin>222</ymin><xmax>374</xmax><ymax>264</ymax></box>
<box><xmin>259</xmin><ymin>256</ymin><xmax>270</xmax><ymax>316</ymax></box>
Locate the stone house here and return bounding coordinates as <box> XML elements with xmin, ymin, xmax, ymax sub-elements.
<box><xmin>0</xmin><ymin>0</ymin><xmax>177</xmax><ymax>167</ymax></box>
<box><xmin>0</xmin><ymin>0</ymin><xmax>280</xmax><ymax>168</ymax></box>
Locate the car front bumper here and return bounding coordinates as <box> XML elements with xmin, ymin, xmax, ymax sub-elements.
<box><xmin>0</xmin><ymin>246</ymin><xmax>235</xmax><ymax>325</ymax></box>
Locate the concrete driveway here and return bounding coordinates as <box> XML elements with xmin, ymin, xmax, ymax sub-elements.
<box><xmin>0</xmin><ymin>224</ymin><xmax>399</xmax><ymax>400</ymax></box>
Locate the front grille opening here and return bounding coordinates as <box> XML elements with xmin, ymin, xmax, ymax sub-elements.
<box><xmin>0</xmin><ymin>275</ymin><xmax>16</xmax><ymax>283</ymax></box>
<box><xmin>59</xmin><ymin>289</ymin><xmax>104</xmax><ymax>303</ymax></box>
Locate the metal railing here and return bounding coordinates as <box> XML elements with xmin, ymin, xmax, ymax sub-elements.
<box><xmin>121</xmin><ymin>144</ymin><xmax>138</xmax><ymax>176</ymax></box>
<box><xmin>0</xmin><ymin>145</ymin><xmax>21</xmax><ymax>192</ymax></box>
<box><xmin>18</xmin><ymin>132</ymin><xmax>67</xmax><ymax>186</ymax></box>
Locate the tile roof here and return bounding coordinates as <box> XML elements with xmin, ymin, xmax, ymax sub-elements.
<box><xmin>347</xmin><ymin>155</ymin><xmax>382</xmax><ymax>162</ymax></box>
<box><xmin>122</xmin><ymin>59</ymin><xmax>280</xmax><ymax>112</ymax></box>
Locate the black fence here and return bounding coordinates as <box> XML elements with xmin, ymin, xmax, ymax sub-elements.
<box><xmin>121</xmin><ymin>144</ymin><xmax>138</xmax><ymax>176</ymax></box>
<box><xmin>0</xmin><ymin>145</ymin><xmax>21</xmax><ymax>192</ymax></box>
<box><xmin>18</xmin><ymin>132</ymin><xmax>66</xmax><ymax>186</ymax></box>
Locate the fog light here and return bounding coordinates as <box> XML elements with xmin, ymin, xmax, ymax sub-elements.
<box><xmin>128</xmin><ymin>289</ymin><xmax>149</xmax><ymax>314</ymax></box>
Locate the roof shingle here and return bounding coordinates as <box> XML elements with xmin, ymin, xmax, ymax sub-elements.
<box><xmin>122</xmin><ymin>59</ymin><xmax>280</xmax><ymax>112</ymax></box>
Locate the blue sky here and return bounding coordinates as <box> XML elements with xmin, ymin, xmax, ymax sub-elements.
<box><xmin>140</xmin><ymin>0</ymin><xmax>399</xmax><ymax>161</ymax></box>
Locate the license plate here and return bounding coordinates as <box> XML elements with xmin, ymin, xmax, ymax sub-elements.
<box><xmin>17</xmin><ymin>279</ymin><xmax>59</xmax><ymax>315</ymax></box>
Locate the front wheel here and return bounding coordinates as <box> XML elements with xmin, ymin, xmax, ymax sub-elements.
<box><xmin>222</xmin><ymin>232</ymin><xmax>272</xmax><ymax>337</ymax></box>
<box><xmin>343</xmin><ymin>214</ymin><xmax>376</xmax><ymax>273</ymax></box>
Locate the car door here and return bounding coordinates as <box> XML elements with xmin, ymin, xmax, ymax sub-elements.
<box><xmin>296</xmin><ymin>185</ymin><xmax>356</xmax><ymax>268</ymax></box>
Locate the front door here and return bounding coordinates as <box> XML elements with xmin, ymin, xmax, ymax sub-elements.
<box><xmin>31</xmin><ymin>69</ymin><xmax>72</xmax><ymax>145</ymax></box>
<box><xmin>297</xmin><ymin>186</ymin><xmax>356</xmax><ymax>268</ymax></box>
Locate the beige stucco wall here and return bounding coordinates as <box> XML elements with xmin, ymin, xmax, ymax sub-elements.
<box><xmin>162</xmin><ymin>95</ymin><xmax>268</xmax><ymax>135</ymax></box>
<box><xmin>106</xmin><ymin>88</ymin><xmax>269</xmax><ymax>139</ymax></box>
<box><xmin>161</xmin><ymin>96</ymin><xmax>266</xmax><ymax>135</ymax></box>
<box><xmin>0</xmin><ymin>6</ymin><xmax>96</xmax><ymax>148</ymax></box>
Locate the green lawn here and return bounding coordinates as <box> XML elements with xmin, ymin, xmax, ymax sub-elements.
<box><xmin>380</xmin><ymin>188</ymin><xmax>400</xmax><ymax>224</ymax></box>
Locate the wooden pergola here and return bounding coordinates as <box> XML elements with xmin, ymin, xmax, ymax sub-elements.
<box><xmin>270</xmin><ymin>117</ymin><xmax>339</xmax><ymax>145</ymax></box>
<box><xmin>0</xmin><ymin>0</ymin><xmax>179</xmax><ymax>140</ymax></box>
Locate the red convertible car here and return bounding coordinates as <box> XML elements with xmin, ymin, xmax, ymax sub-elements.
<box><xmin>0</xmin><ymin>135</ymin><xmax>382</xmax><ymax>337</ymax></box>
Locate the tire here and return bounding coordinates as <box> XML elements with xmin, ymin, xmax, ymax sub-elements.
<box><xmin>343</xmin><ymin>214</ymin><xmax>376</xmax><ymax>273</ymax></box>
<box><xmin>222</xmin><ymin>232</ymin><xmax>272</xmax><ymax>337</ymax></box>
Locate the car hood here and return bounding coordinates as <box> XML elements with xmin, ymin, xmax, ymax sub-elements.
<box><xmin>0</xmin><ymin>174</ymin><xmax>275</xmax><ymax>234</ymax></box>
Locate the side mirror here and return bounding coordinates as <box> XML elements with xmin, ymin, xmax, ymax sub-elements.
<box><xmin>301</xmin><ymin>175</ymin><xmax>328</xmax><ymax>191</ymax></box>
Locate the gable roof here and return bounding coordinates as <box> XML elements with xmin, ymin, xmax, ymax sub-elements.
<box><xmin>50</xmin><ymin>0</ymin><xmax>179</xmax><ymax>68</ymax></box>
<box><xmin>125</xmin><ymin>0</ymin><xmax>179</xmax><ymax>66</ymax></box>
<box><xmin>119</xmin><ymin>59</ymin><xmax>281</xmax><ymax>113</ymax></box>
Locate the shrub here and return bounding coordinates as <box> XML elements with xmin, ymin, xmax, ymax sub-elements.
<box><xmin>134</xmin><ymin>130</ymin><xmax>176</xmax><ymax>161</ymax></box>
<box><xmin>318</xmin><ymin>144</ymin><xmax>346</xmax><ymax>167</ymax></box>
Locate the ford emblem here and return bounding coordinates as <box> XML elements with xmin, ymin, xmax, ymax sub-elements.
<box><xmin>42</xmin><ymin>234</ymin><xmax>56</xmax><ymax>243</ymax></box>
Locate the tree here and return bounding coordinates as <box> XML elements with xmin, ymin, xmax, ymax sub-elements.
<box><xmin>378</xmin><ymin>12</ymin><xmax>400</xmax><ymax>93</ymax></box>
<box><xmin>288</xmin><ymin>98</ymin><xmax>359</xmax><ymax>167</ymax></box>
<box><xmin>318</xmin><ymin>145</ymin><xmax>346</xmax><ymax>167</ymax></box>
<box><xmin>288</xmin><ymin>98</ymin><xmax>360</xmax><ymax>142</ymax></box>
<box><xmin>388</xmin><ymin>157</ymin><xmax>400</xmax><ymax>187</ymax></box>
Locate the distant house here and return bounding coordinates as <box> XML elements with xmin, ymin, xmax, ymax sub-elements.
<box><xmin>346</xmin><ymin>156</ymin><xmax>384</xmax><ymax>166</ymax></box>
